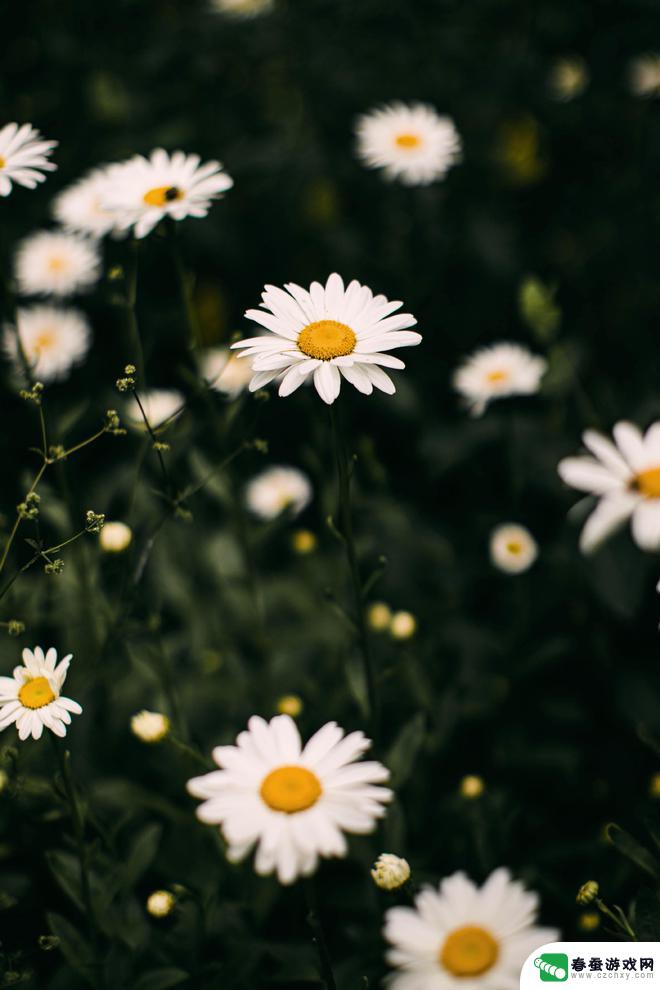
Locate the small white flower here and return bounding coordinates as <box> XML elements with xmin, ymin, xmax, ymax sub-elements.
<box><xmin>187</xmin><ymin>714</ymin><xmax>392</xmax><ymax>885</ymax></box>
<box><xmin>547</xmin><ymin>57</ymin><xmax>589</xmax><ymax>101</ymax></box>
<box><xmin>629</xmin><ymin>54</ymin><xmax>660</xmax><ymax>97</ymax></box>
<box><xmin>0</xmin><ymin>647</ymin><xmax>82</xmax><ymax>741</ymax></box>
<box><xmin>558</xmin><ymin>421</ymin><xmax>660</xmax><ymax>553</ymax></box>
<box><xmin>146</xmin><ymin>890</ymin><xmax>175</xmax><ymax>917</ymax></box>
<box><xmin>384</xmin><ymin>867</ymin><xmax>558</xmax><ymax>990</ymax></box>
<box><xmin>14</xmin><ymin>230</ymin><xmax>100</xmax><ymax>298</ymax></box>
<box><xmin>0</xmin><ymin>123</ymin><xmax>57</xmax><ymax>197</ymax></box>
<box><xmin>231</xmin><ymin>273</ymin><xmax>421</xmax><ymax>405</ymax></box>
<box><xmin>4</xmin><ymin>305</ymin><xmax>91</xmax><ymax>382</ymax></box>
<box><xmin>131</xmin><ymin>710</ymin><xmax>170</xmax><ymax>744</ymax></box>
<box><xmin>246</xmin><ymin>466</ymin><xmax>312</xmax><ymax>520</ymax></box>
<box><xmin>372</xmin><ymin>853</ymin><xmax>410</xmax><ymax>891</ymax></box>
<box><xmin>355</xmin><ymin>102</ymin><xmax>461</xmax><ymax>186</ymax></box>
<box><xmin>200</xmin><ymin>346</ymin><xmax>254</xmax><ymax>399</ymax></box>
<box><xmin>102</xmin><ymin>149</ymin><xmax>233</xmax><ymax>239</ymax></box>
<box><xmin>52</xmin><ymin>165</ymin><xmax>124</xmax><ymax>239</ymax></box>
<box><xmin>453</xmin><ymin>342</ymin><xmax>547</xmax><ymax>417</ymax></box>
<box><xmin>490</xmin><ymin>524</ymin><xmax>538</xmax><ymax>574</ymax></box>
<box><xmin>99</xmin><ymin>521</ymin><xmax>133</xmax><ymax>553</ymax></box>
<box><xmin>211</xmin><ymin>0</ymin><xmax>274</xmax><ymax>16</ymax></box>
<box><xmin>126</xmin><ymin>389</ymin><xmax>184</xmax><ymax>430</ymax></box>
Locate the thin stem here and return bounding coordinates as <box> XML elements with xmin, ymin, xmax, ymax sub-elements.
<box><xmin>303</xmin><ymin>879</ymin><xmax>338</xmax><ymax>990</ymax></box>
<box><xmin>131</xmin><ymin>390</ymin><xmax>172</xmax><ymax>495</ymax></box>
<box><xmin>329</xmin><ymin>405</ymin><xmax>378</xmax><ymax>737</ymax></box>
<box><xmin>124</xmin><ymin>239</ymin><xmax>145</xmax><ymax>380</ymax></box>
<box><xmin>0</xmin><ymin>459</ymin><xmax>47</xmax><ymax>575</ymax></box>
<box><xmin>596</xmin><ymin>898</ymin><xmax>637</xmax><ymax>941</ymax></box>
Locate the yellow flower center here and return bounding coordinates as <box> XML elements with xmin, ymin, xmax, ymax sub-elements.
<box><xmin>260</xmin><ymin>765</ymin><xmax>322</xmax><ymax>813</ymax></box>
<box><xmin>395</xmin><ymin>133</ymin><xmax>421</xmax><ymax>148</ymax></box>
<box><xmin>0</xmin><ymin>156</ymin><xmax>5</xmax><ymax>169</ymax></box>
<box><xmin>440</xmin><ymin>926</ymin><xmax>499</xmax><ymax>977</ymax></box>
<box><xmin>143</xmin><ymin>185</ymin><xmax>183</xmax><ymax>207</ymax></box>
<box><xmin>18</xmin><ymin>676</ymin><xmax>56</xmax><ymax>710</ymax></box>
<box><xmin>633</xmin><ymin>468</ymin><xmax>660</xmax><ymax>499</ymax></box>
<box><xmin>297</xmin><ymin>320</ymin><xmax>357</xmax><ymax>361</ymax></box>
<box><xmin>47</xmin><ymin>256</ymin><xmax>69</xmax><ymax>273</ymax></box>
<box><xmin>486</xmin><ymin>369</ymin><xmax>508</xmax><ymax>383</ymax></box>
<box><xmin>506</xmin><ymin>540</ymin><xmax>522</xmax><ymax>555</ymax></box>
<box><xmin>30</xmin><ymin>329</ymin><xmax>56</xmax><ymax>357</ymax></box>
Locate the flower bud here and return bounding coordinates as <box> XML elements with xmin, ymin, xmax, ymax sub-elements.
<box><xmin>576</xmin><ymin>880</ymin><xmax>599</xmax><ymax>905</ymax></box>
<box><xmin>371</xmin><ymin>853</ymin><xmax>411</xmax><ymax>891</ymax></box>
<box><xmin>146</xmin><ymin>890</ymin><xmax>175</xmax><ymax>918</ymax></box>
<box><xmin>131</xmin><ymin>710</ymin><xmax>170</xmax><ymax>744</ymax></box>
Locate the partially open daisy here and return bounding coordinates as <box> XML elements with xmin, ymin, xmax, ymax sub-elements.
<box><xmin>4</xmin><ymin>305</ymin><xmax>91</xmax><ymax>382</ymax></box>
<box><xmin>14</xmin><ymin>231</ymin><xmax>100</xmax><ymax>298</ymax></box>
<box><xmin>125</xmin><ymin>388</ymin><xmax>184</xmax><ymax>430</ymax></box>
<box><xmin>102</xmin><ymin>149</ymin><xmax>233</xmax><ymax>238</ymax></box>
<box><xmin>187</xmin><ymin>714</ymin><xmax>392</xmax><ymax>885</ymax></box>
<box><xmin>246</xmin><ymin>466</ymin><xmax>312</xmax><ymax>520</ymax></box>
<box><xmin>52</xmin><ymin>165</ymin><xmax>124</xmax><ymax>239</ymax></box>
<box><xmin>558</xmin><ymin>421</ymin><xmax>660</xmax><ymax>552</ymax></box>
<box><xmin>200</xmin><ymin>346</ymin><xmax>254</xmax><ymax>399</ymax></box>
<box><xmin>231</xmin><ymin>273</ymin><xmax>421</xmax><ymax>404</ymax></box>
<box><xmin>355</xmin><ymin>102</ymin><xmax>461</xmax><ymax>186</ymax></box>
<box><xmin>490</xmin><ymin>523</ymin><xmax>538</xmax><ymax>574</ymax></box>
<box><xmin>0</xmin><ymin>647</ymin><xmax>82</xmax><ymax>741</ymax></box>
<box><xmin>453</xmin><ymin>342</ymin><xmax>547</xmax><ymax>417</ymax></box>
<box><xmin>0</xmin><ymin>123</ymin><xmax>57</xmax><ymax>197</ymax></box>
<box><xmin>384</xmin><ymin>868</ymin><xmax>558</xmax><ymax>990</ymax></box>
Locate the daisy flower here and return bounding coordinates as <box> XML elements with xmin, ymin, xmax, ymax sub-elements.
<box><xmin>453</xmin><ymin>342</ymin><xmax>547</xmax><ymax>417</ymax></box>
<box><xmin>245</xmin><ymin>466</ymin><xmax>312</xmax><ymax>520</ymax></box>
<box><xmin>211</xmin><ymin>0</ymin><xmax>274</xmax><ymax>15</ymax></box>
<box><xmin>52</xmin><ymin>165</ymin><xmax>124</xmax><ymax>239</ymax></box>
<box><xmin>102</xmin><ymin>149</ymin><xmax>233</xmax><ymax>239</ymax></box>
<box><xmin>0</xmin><ymin>647</ymin><xmax>82</xmax><ymax>741</ymax></box>
<box><xmin>231</xmin><ymin>273</ymin><xmax>421</xmax><ymax>404</ymax></box>
<box><xmin>558</xmin><ymin>421</ymin><xmax>660</xmax><ymax>553</ymax></box>
<box><xmin>14</xmin><ymin>230</ymin><xmax>100</xmax><ymax>298</ymax></box>
<box><xmin>629</xmin><ymin>54</ymin><xmax>660</xmax><ymax>97</ymax></box>
<box><xmin>490</xmin><ymin>524</ymin><xmax>538</xmax><ymax>574</ymax></box>
<box><xmin>200</xmin><ymin>346</ymin><xmax>254</xmax><ymax>399</ymax></box>
<box><xmin>3</xmin><ymin>305</ymin><xmax>91</xmax><ymax>382</ymax></box>
<box><xmin>355</xmin><ymin>102</ymin><xmax>461</xmax><ymax>186</ymax></box>
<box><xmin>187</xmin><ymin>714</ymin><xmax>392</xmax><ymax>885</ymax></box>
<box><xmin>125</xmin><ymin>388</ymin><xmax>184</xmax><ymax>430</ymax></box>
<box><xmin>384</xmin><ymin>867</ymin><xmax>558</xmax><ymax>990</ymax></box>
<box><xmin>0</xmin><ymin>123</ymin><xmax>57</xmax><ymax>197</ymax></box>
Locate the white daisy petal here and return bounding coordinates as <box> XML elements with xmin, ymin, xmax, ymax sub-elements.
<box><xmin>356</xmin><ymin>102</ymin><xmax>461</xmax><ymax>186</ymax></box>
<box><xmin>0</xmin><ymin>122</ymin><xmax>57</xmax><ymax>196</ymax></box>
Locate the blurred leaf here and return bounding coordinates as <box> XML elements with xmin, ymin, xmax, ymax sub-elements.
<box><xmin>131</xmin><ymin>968</ymin><xmax>190</xmax><ymax>990</ymax></box>
<box><xmin>46</xmin><ymin>912</ymin><xmax>95</xmax><ymax>986</ymax></box>
<box><xmin>518</xmin><ymin>275</ymin><xmax>561</xmax><ymax>342</ymax></box>
<box><xmin>607</xmin><ymin>824</ymin><xmax>660</xmax><ymax>879</ymax></box>
<box><xmin>386</xmin><ymin>712</ymin><xmax>426</xmax><ymax>789</ymax></box>
<box><xmin>633</xmin><ymin>889</ymin><xmax>660</xmax><ymax>940</ymax></box>
<box><xmin>47</xmin><ymin>851</ymin><xmax>84</xmax><ymax>913</ymax></box>
<box><xmin>122</xmin><ymin>822</ymin><xmax>163</xmax><ymax>889</ymax></box>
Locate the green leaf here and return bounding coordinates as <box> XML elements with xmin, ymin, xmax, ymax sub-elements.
<box><xmin>386</xmin><ymin>712</ymin><xmax>426</xmax><ymax>789</ymax></box>
<box><xmin>47</xmin><ymin>911</ymin><xmax>95</xmax><ymax>986</ymax></box>
<box><xmin>47</xmin><ymin>850</ymin><xmax>84</xmax><ymax>912</ymax></box>
<box><xmin>131</xmin><ymin>968</ymin><xmax>190</xmax><ymax>990</ymax></box>
<box><xmin>606</xmin><ymin>824</ymin><xmax>660</xmax><ymax>879</ymax></box>
<box><xmin>122</xmin><ymin>822</ymin><xmax>163</xmax><ymax>889</ymax></box>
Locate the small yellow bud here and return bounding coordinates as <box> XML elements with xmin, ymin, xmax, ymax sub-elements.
<box><xmin>131</xmin><ymin>710</ymin><xmax>170</xmax><ymax>744</ymax></box>
<box><xmin>576</xmin><ymin>880</ymin><xmax>599</xmax><ymax>905</ymax></box>
<box><xmin>277</xmin><ymin>695</ymin><xmax>303</xmax><ymax>717</ymax></box>
<box><xmin>460</xmin><ymin>775</ymin><xmax>485</xmax><ymax>799</ymax></box>
<box><xmin>389</xmin><ymin>610</ymin><xmax>417</xmax><ymax>641</ymax></box>
<box><xmin>578</xmin><ymin>911</ymin><xmax>600</xmax><ymax>932</ymax></box>
<box><xmin>146</xmin><ymin>890</ymin><xmax>175</xmax><ymax>918</ymax></box>
<box><xmin>649</xmin><ymin>773</ymin><xmax>660</xmax><ymax>798</ymax></box>
<box><xmin>292</xmin><ymin>529</ymin><xmax>317</xmax><ymax>555</ymax></box>
<box><xmin>367</xmin><ymin>601</ymin><xmax>392</xmax><ymax>632</ymax></box>
<box><xmin>371</xmin><ymin>853</ymin><xmax>411</xmax><ymax>891</ymax></box>
<box><xmin>100</xmin><ymin>521</ymin><xmax>133</xmax><ymax>553</ymax></box>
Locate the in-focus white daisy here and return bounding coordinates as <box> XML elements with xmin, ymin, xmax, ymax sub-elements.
<box><xmin>558</xmin><ymin>421</ymin><xmax>660</xmax><ymax>553</ymax></box>
<box><xmin>629</xmin><ymin>54</ymin><xmax>660</xmax><ymax>97</ymax></box>
<box><xmin>0</xmin><ymin>123</ymin><xmax>57</xmax><ymax>197</ymax></box>
<box><xmin>355</xmin><ymin>102</ymin><xmax>461</xmax><ymax>186</ymax></box>
<box><xmin>211</xmin><ymin>0</ymin><xmax>274</xmax><ymax>15</ymax></box>
<box><xmin>52</xmin><ymin>165</ymin><xmax>124</xmax><ymax>239</ymax></box>
<box><xmin>14</xmin><ymin>230</ymin><xmax>100</xmax><ymax>298</ymax></box>
<box><xmin>102</xmin><ymin>149</ymin><xmax>233</xmax><ymax>239</ymax></box>
<box><xmin>125</xmin><ymin>389</ymin><xmax>184</xmax><ymax>430</ymax></box>
<box><xmin>453</xmin><ymin>343</ymin><xmax>547</xmax><ymax>417</ymax></box>
<box><xmin>232</xmin><ymin>273</ymin><xmax>421</xmax><ymax>404</ymax></box>
<box><xmin>200</xmin><ymin>346</ymin><xmax>254</xmax><ymax>399</ymax></box>
<box><xmin>0</xmin><ymin>647</ymin><xmax>82</xmax><ymax>741</ymax></box>
<box><xmin>490</xmin><ymin>524</ymin><xmax>538</xmax><ymax>574</ymax></box>
<box><xmin>246</xmin><ymin>466</ymin><xmax>312</xmax><ymax>520</ymax></box>
<box><xmin>187</xmin><ymin>714</ymin><xmax>392</xmax><ymax>885</ymax></box>
<box><xmin>4</xmin><ymin>305</ymin><xmax>91</xmax><ymax>382</ymax></box>
<box><xmin>384</xmin><ymin>867</ymin><xmax>558</xmax><ymax>990</ymax></box>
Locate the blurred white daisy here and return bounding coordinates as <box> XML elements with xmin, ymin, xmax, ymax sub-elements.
<box><xmin>232</xmin><ymin>273</ymin><xmax>421</xmax><ymax>404</ymax></box>
<box><xmin>490</xmin><ymin>524</ymin><xmax>538</xmax><ymax>574</ymax></box>
<box><xmin>355</xmin><ymin>102</ymin><xmax>461</xmax><ymax>186</ymax></box>
<box><xmin>558</xmin><ymin>421</ymin><xmax>660</xmax><ymax>553</ymax></box>
<box><xmin>453</xmin><ymin>343</ymin><xmax>547</xmax><ymax>417</ymax></box>
<box><xmin>4</xmin><ymin>305</ymin><xmax>91</xmax><ymax>382</ymax></box>
<box><xmin>547</xmin><ymin>57</ymin><xmax>589</xmax><ymax>101</ymax></box>
<box><xmin>14</xmin><ymin>230</ymin><xmax>100</xmax><ymax>298</ymax></box>
<box><xmin>211</xmin><ymin>0</ymin><xmax>274</xmax><ymax>16</ymax></box>
<box><xmin>102</xmin><ymin>149</ymin><xmax>233</xmax><ymax>238</ymax></box>
<box><xmin>246</xmin><ymin>466</ymin><xmax>312</xmax><ymax>520</ymax></box>
<box><xmin>52</xmin><ymin>165</ymin><xmax>124</xmax><ymax>239</ymax></box>
<box><xmin>99</xmin><ymin>520</ymin><xmax>133</xmax><ymax>553</ymax></box>
<box><xmin>0</xmin><ymin>123</ymin><xmax>57</xmax><ymax>197</ymax></box>
<box><xmin>0</xmin><ymin>647</ymin><xmax>82</xmax><ymax>741</ymax></box>
<box><xmin>384</xmin><ymin>867</ymin><xmax>558</xmax><ymax>990</ymax></box>
<box><xmin>126</xmin><ymin>389</ymin><xmax>184</xmax><ymax>430</ymax></box>
<box><xmin>200</xmin><ymin>346</ymin><xmax>254</xmax><ymax>399</ymax></box>
<box><xmin>629</xmin><ymin>54</ymin><xmax>660</xmax><ymax>97</ymax></box>
<box><xmin>187</xmin><ymin>714</ymin><xmax>391</xmax><ymax>885</ymax></box>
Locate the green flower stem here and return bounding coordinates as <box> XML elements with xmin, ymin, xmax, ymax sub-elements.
<box><xmin>130</xmin><ymin>389</ymin><xmax>173</xmax><ymax>496</ymax></box>
<box><xmin>596</xmin><ymin>898</ymin><xmax>637</xmax><ymax>941</ymax></box>
<box><xmin>303</xmin><ymin>878</ymin><xmax>338</xmax><ymax>990</ymax></box>
<box><xmin>123</xmin><ymin>239</ymin><xmax>146</xmax><ymax>381</ymax></box>
<box><xmin>50</xmin><ymin>737</ymin><xmax>105</xmax><ymax>989</ymax></box>
<box><xmin>329</xmin><ymin>405</ymin><xmax>378</xmax><ymax>738</ymax></box>
<box><xmin>167</xmin><ymin>734</ymin><xmax>212</xmax><ymax>770</ymax></box>
<box><xmin>0</xmin><ymin>459</ymin><xmax>47</xmax><ymax>575</ymax></box>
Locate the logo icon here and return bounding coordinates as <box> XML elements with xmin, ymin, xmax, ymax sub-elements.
<box><xmin>535</xmin><ymin>954</ymin><xmax>568</xmax><ymax>982</ymax></box>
